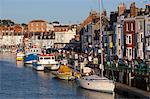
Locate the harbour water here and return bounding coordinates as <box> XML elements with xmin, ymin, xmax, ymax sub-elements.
<box><xmin>0</xmin><ymin>53</ymin><xmax>124</xmax><ymax>99</ymax></box>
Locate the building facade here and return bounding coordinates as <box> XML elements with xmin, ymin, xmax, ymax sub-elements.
<box><xmin>124</xmin><ymin>18</ymin><xmax>136</xmax><ymax>60</ymax></box>
<box><xmin>54</xmin><ymin>24</ymin><xmax>76</xmax><ymax>48</ymax></box>
<box><xmin>135</xmin><ymin>16</ymin><xmax>145</xmax><ymax>59</ymax></box>
<box><xmin>28</xmin><ymin>20</ymin><xmax>54</xmax><ymax>33</ymax></box>
<box><xmin>145</xmin><ymin>15</ymin><xmax>150</xmax><ymax>60</ymax></box>
<box><xmin>114</xmin><ymin>22</ymin><xmax>124</xmax><ymax>59</ymax></box>
<box><xmin>0</xmin><ymin>25</ymin><xmax>24</xmax><ymax>51</ymax></box>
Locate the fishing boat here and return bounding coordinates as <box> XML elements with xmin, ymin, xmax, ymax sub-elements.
<box><xmin>25</xmin><ymin>47</ymin><xmax>42</xmax><ymax>56</ymax></box>
<box><xmin>16</xmin><ymin>51</ymin><xmax>25</xmax><ymax>61</ymax></box>
<box><xmin>77</xmin><ymin>75</ymin><xmax>115</xmax><ymax>93</ymax></box>
<box><xmin>24</xmin><ymin>53</ymin><xmax>39</xmax><ymax>64</ymax></box>
<box><xmin>38</xmin><ymin>54</ymin><xmax>58</xmax><ymax>66</ymax></box>
<box><xmin>52</xmin><ymin>65</ymin><xmax>77</xmax><ymax>80</ymax></box>
<box><xmin>32</xmin><ymin>60</ymin><xmax>44</xmax><ymax>71</ymax></box>
<box><xmin>23</xmin><ymin>47</ymin><xmax>42</xmax><ymax>65</ymax></box>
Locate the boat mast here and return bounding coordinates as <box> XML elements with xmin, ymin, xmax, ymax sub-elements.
<box><xmin>98</xmin><ymin>0</ymin><xmax>104</xmax><ymax>77</ymax></box>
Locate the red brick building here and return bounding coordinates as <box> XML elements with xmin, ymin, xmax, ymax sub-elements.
<box><xmin>28</xmin><ymin>20</ymin><xmax>47</xmax><ymax>33</ymax></box>
<box><xmin>124</xmin><ymin>17</ymin><xmax>136</xmax><ymax>60</ymax></box>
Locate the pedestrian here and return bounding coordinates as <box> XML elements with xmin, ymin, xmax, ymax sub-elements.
<box><xmin>88</xmin><ymin>55</ymin><xmax>92</xmax><ymax>67</ymax></box>
<box><xmin>93</xmin><ymin>56</ymin><xmax>98</xmax><ymax>68</ymax></box>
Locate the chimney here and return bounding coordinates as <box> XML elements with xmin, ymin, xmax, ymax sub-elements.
<box><xmin>118</xmin><ymin>3</ymin><xmax>126</xmax><ymax>16</ymax></box>
<box><xmin>102</xmin><ymin>10</ymin><xmax>107</xmax><ymax>16</ymax></box>
<box><xmin>130</xmin><ymin>2</ymin><xmax>138</xmax><ymax>17</ymax></box>
<box><xmin>145</xmin><ymin>4</ymin><xmax>150</xmax><ymax>15</ymax></box>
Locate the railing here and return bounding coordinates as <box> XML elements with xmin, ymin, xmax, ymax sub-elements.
<box><xmin>104</xmin><ymin>62</ymin><xmax>150</xmax><ymax>92</ymax></box>
<box><xmin>104</xmin><ymin>63</ymin><xmax>150</xmax><ymax>74</ymax></box>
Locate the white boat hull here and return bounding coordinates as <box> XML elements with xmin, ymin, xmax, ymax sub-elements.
<box><xmin>33</xmin><ymin>65</ymin><xmax>44</xmax><ymax>71</ymax></box>
<box><xmin>77</xmin><ymin>75</ymin><xmax>115</xmax><ymax>93</ymax></box>
<box><xmin>24</xmin><ymin>60</ymin><xmax>33</xmax><ymax>64</ymax></box>
<box><xmin>49</xmin><ymin>64</ymin><xmax>60</xmax><ymax>71</ymax></box>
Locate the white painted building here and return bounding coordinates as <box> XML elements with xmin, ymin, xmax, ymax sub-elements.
<box><xmin>136</xmin><ymin>16</ymin><xmax>145</xmax><ymax>59</ymax></box>
<box><xmin>115</xmin><ymin>23</ymin><xmax>124</xmax><ymax>59</ymax></box>
<box><xmin>145</xmin><ymin>15</ymin><xmax>150</xmax><ymax>60</ymax></box>
<box><xmin>54</xmin><ymin>25</ymin><xmax>76</xmax><ymax>48</ymax></box>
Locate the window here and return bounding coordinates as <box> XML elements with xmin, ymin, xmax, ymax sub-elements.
<box><xmin>119</xmin><ymin>50</ymin><xmax>121</xmax><ymax>55</ymax></box>
<box><xmin>139</xmin><ymin>21</ymin><xmax>143</xmax><ymax>30</ymax></box>
<box><xmin>140</xmin><ymin>21</ymin><xmax>142</xmax><ymax>30</ymax></box>
<box><xmin>129</xmin><ymin>36</ymin><xmax>131</xmax><ymax>44</ymax></box>
<box><xmin>36</xmin><ymin>23</ymin><xmax>38</xmax><ymax>26</ymax></box>
<box><xmin>118</xmin><ymin>27</ymin><xmax>121</xmax><ymax>34</ymax></box>
<box><xmin>129</xmin><ymin>49</ymin><xmax>132</xmax><ymax>56</ymax></box>
<box><xmin>131</xmin><ymin>23</ymin><xmax>134</xmax><ymax>31</ymax></box>
<box><xmin>147</xmin><ymin>25</ymin><xmax>150</xmax><ymax>34</ymax></box>
<box><xmin>126</xmin><ymin>36</ymin><xmax>128</xmax><ymax>44</ymax></box>
<box><xmin>126</xmin><ymin>49</ymin><xmax>128</xmax><ymax>56</ymax></box>
<box><xmin>31</xmin><ymin>23</ymin><xmax>33</xmax><ymax>26</ymax></box>
<box><xmin>88</xmin><ymin>36</ymin><xmax>92</xmax><ymax>44</ymax></box>
<box><xmin>118</xmin><ymin>39</ymin><xmax>121</xmax><ymax>46</ymax></box>
<box><xmin>44</xmin><ymin>57</ymin><xmax>50</xmax><ymax>60</ymax></box>
<box><xmin>36</xmin><ymin>28</ymin><xmax>38</xmax><ymax>31</ymax></box>
<box><xmin>146</xmin><ymin>38</ymin><xmax>148</xmax><ymax>46</ymax></box>
<box><xmin>141</xmin><ymin>34</ymin><xmax>143</xmax><ymax>42</ymax></box>
<box><xmin>148</xmin><ymin>38</ymin><xmax>150</xmax><ymax>46</ymax></box>
<box><xmin>126</xmin><ymin>23</ymin><xmax>129</xmax><ymax>31</ymax></box>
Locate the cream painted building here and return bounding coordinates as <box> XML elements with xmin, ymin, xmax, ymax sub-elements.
<box><xmin>0</xmin><ymin>25</ymin><xmax>24</xmax><ymax>51</ymax></box>
<box><xmin>54</xmin><ymin>25</ymin><xmax>76</xmax><ymax>48</ymax></box>
<box><xmin>136</xmin><ymin>16</ymin><xmax>145</xmax><ymax>59</ymax></box>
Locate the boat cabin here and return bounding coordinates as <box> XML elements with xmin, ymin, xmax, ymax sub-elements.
<box><xmin>38</xmin><ymin>54</ymin><xmax>57</xmax><ymax>65</ymax></box>
<box><xmin>25</xmin><ymin>48</ymin><xmax>41</xmax><ymax>55</ymax></box>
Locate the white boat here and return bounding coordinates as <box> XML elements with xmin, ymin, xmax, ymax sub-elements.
<box><xmin>77</xmin><ymin>0</ymin><xmax>115</xmax><ymax>94</ymax></box>
<box><xmin>77</xmin><ymin>75</ymin><xmax>115</xmax><ymax>93</ymax></box>
<box><xmin>38</xmin><ymin>54</ymin><xmax>58</xmax><ymax>66</ymax></box>
<box><xmin>49</xmin><ymin>63</ymin><xmax>60</xmax><ymax>71</ymax></box>
<box><xmin>32</xmin><ymin>60</ymin><xmax>44</xmax><ymax>71</ymax></box>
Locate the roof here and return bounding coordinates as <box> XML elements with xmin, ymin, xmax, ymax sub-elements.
<box><xmin>29</xmin><ymin>20</ymin><xmax>46</xmax><ymax>23</ymax></box>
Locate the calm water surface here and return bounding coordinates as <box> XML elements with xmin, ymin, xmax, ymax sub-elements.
<box><xmin>0</xmin><ymin>53</ymin><xmax>124</xmax><ymax>99</ymax></box>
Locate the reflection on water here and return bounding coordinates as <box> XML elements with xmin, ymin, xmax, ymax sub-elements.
<box><xmin>0</xmin><ymin>52</ymin><xmax>124</xmax><ymax>99</ymax></box>
<box><xmin>36</xmin><ymin>71</ymin><xmax>52</xmax><ymax>79</ymax></box>
<box><xmin>76</xmin><ymin>87</ymin><xmax>114</xmax><ymax>99</ymax></box>
<box><xmin>16</xmin><ymin>61</ymin><xmax>24</xmax><ymax>68</ymax></box>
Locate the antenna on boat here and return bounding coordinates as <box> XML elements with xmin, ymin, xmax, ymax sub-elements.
<box><xmin>98</xmin><ymin>0</ymin><xmax>104</xmax><ymax>77</ymax></box>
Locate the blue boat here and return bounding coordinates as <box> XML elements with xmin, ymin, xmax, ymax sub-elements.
<box><xmin>24</xmin><ymin>54</ymin><xmax>39</xmax><ymax>64</ymax></box>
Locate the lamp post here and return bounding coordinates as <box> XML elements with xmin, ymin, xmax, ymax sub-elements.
<box><xmin>98</xmin><ymin>0</ymin><xmax>104</xmax><ymax>77</ymax></box>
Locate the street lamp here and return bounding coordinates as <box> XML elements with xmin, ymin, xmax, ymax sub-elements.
<box><xmin>98</xmin><ymin>0</ymin><xmax>104</xmax><ymax>77</ymax></box>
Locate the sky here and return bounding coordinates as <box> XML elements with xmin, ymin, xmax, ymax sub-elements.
<box><xmin>0</xmin><ymin>0</ymin><xmax>149</xmax><ymax>24</ymax></box>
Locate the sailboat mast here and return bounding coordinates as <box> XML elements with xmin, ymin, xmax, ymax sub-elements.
<box><xmin>98</xmin><ymin>0</ymin><xmax>104</xmax><ymax>77</ymax></box>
